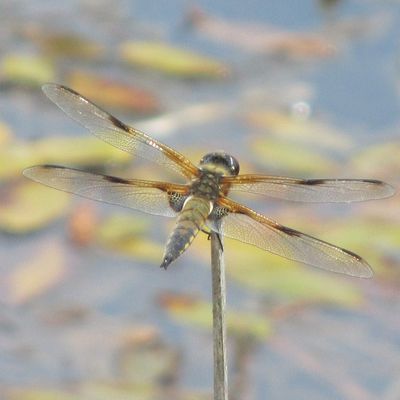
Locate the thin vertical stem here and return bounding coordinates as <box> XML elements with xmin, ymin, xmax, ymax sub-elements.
<box><xmin>211</xmin><ymin>232</ymin><xmax>228</xmax><ymax>400</ymax></box>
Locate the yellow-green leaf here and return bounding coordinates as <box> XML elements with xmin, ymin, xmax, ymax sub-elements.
<box><xmin>160</xmin><ymin>293</ymin><xmax>271</xmax><ymax>340</ymax></box>
<box><xmin>247</xmin><ymin>109</ymin><xmax>352</xmax><ymax>150</ymax></box>
<box><xmin>6</xmin><ymin>388</ymin><xmax>75</xmax><ymax>400</ymax></box>
<box><xmin>67</xmin><ymin>70</ymin><xmax>160</xmax><ymax>114</ymax></box>
<box><xmin>0</xmin><ymin>180</ymin><xmax>70</xmax><ymax>233</ymax></box>
<box><xmin>120</xmin><ymin>41</ymin><xmax>228</xmax><ymax>78</ymax></box>
<box><xmin>0</xmin><ymin>121</ymin><xmax>12</xmax><ymax>146</ymax></box>
<box><xmin>28</xmin><ymin>28</ymin><xmax>104</xmax><ymax>60</ymax></box>
<box><xmin>1</xmin><ymin>54</ymin><xmax>55</xmax><ymax>86</ymax></box>
<box><xmin>80</xmin><ymin>382</ymin><xmax>155</xmax><ymax>400</ymax></box>
<box><xmin>2</xmin><ymin>241</ymin><xmax>66</xmax><ymax>305</ymax></box>
<box><xmin>251</xmin><ymin>137</ymin><xmax>338</xmax><ymax>175</ymax></box>
<box><xmin>0</xmin><ymin>136</ymin><xmax>130</xmax><ymax>181</ymax></box>
<box><xmin>96</xmin><ymin>214</ymin><xmax>164</xmax><ymax>263</ymax></box>
<box><xmin>224</xmin><ymin>239</ymin><xmax>363</xmax><ymax>306</ymax></box>
<box><xmin>351</xmin><ymin>141</ymin><xmax>400</xmax><ymax>180</ymax></box>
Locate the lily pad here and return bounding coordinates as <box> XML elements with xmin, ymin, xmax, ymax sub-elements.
<box><xmin>6</xmin><ymin>383</ymin><xmax>155</xmax><ymax>400</ymax></box>
<box><xmin>79</xmin><ymin>382</ymin><xmax>155</xmax><ymax>400</ymax></box>
<box><xmin>247</xmin><ymin>109</ymin><xmax>352</xmax><ymax>150</ymax></box>
<box><xmin>67</xmin><ymin>71</ymin><xmax>160</xmax><ymax>114</ymax></box>
<box><xmin>0</xmin><ymin>121</ymin><xmax>12</xmax><ymax>146</ymax></box>
<box><xmin>186</xmin><ymin>6</ymin><xmax>335</xmax><ymax>59</ymax></box>
<box><xmin>119</xmin><ymin>41</ymin><xmax>229</xmax><ymax>78</ymax></box>
<box><xmin>1</xmin><ymin>54</ymin><xmax>56</xmax><ymax>87</ymax></box>
<box><xmin>0</xmin><ymin>135</ymin><xmax>130</xmax><ymax>181</ymax></box>
<box><xmin>159</xmin><ymin>293</ymin><xmax>271</xmax><ymax>340</ymax></box>
<box><xmin>33</xmin><ymin>135</ymin><xmax>130</xmax><ymax>166</ymax></box>
<box><xmin>0</xmin><ymin>180</ymin><xmax>70</xmax><ymax>233</ymax></box>
<box><xmin>2</xmin><ymin>240</ymin><xmax>66</xmax><ymax>305</ymax></box>
<box><xmin>116</xmin><ymin>336</ymin><xmax>178</xmax><ymax>386</ymax></box>
<box><xmin>250</xmin><ymin>137</ymin><xmax>338</xmax><ymax>176</ymax></box>
<box><xmin>351</xmin><ymin>141</ymin><xmax>400</xmax><ymax>180</ymax></box>
<box><xmin>223</xmin><ymin>239</ymin><xmax>363</xmax><ymax>306</ymax></box>
<box><xmin>26</xmin><ymin>26</ymin><xmax>104</xmax><ymax>60</ymax></box>
<box><xmin>322</xmin><ymin>219</ymin><xmax>400</xmax><ymax>275</ymax></box>
<box><xmin>6</xmin><ymin>388</ymin><xmax>75</xmax><ymax>400</ymax></box>
<box><xmin>95</xmin><ymin>214</ymin><xmax>164</xmax><ymax>263</ymax></box>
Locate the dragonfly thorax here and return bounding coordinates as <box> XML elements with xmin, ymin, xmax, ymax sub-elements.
<box><xmin>190</xmin><ymin>171</ymin><xmax>221</xmax><ymax>201</ymax></box>
<box><xmin>198</xmin><ymin>151</ymin><xmax>240</xmax><ymax>176</ymax></box>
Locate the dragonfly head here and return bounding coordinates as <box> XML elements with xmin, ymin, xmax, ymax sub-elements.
<box><xmin>199</xmin><ymin>152</ymin><xmax>240</xmax><ymax>176</ymax></box>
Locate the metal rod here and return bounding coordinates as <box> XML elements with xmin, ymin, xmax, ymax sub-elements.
<box><xmin>211</xmin><ymin>231</ymin><xmax>228</xmax><ymax>400</ymax></box>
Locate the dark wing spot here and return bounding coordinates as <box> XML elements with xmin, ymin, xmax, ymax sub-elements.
<box><xmin>103</xmin><ymin>175</ymin><xmax>130</xmax><ymax>184</ymax></box>
<box><xmin>42</xmin><ymin>164</ymin><xmax>67</xmax><ymax>169</ymax></box>
<box><xmin>301</xmin><ymin>179</ymin><xmax>327</xmax><ymax>186</ymax></box>
<box><xmin>58</xmin><ymin>84</ymin><xmax>81</xmax><ymax>96</ymax></box>
<box><xmin>108</xmin><ymin>114</ymin><xmax>129</xmax><ymax>131</ymax></box>
<box><xmin>361</xmin><ymin>179</ymin><xmax>385</xmax><ymax>185</ymax></box>
<box><xmin>341</xmin><ymin>248</ymin><xmax>363</xmax><ymax>261</ymax></box>
<box><xmin>278</xmin><ymin>225</ymin><xmax>302</xmax><ymax>237</ymax></box>
<box><xmin>302</xmin><ymin>178</ymin><xmax>385</xmax><ymax>186</ymax></box>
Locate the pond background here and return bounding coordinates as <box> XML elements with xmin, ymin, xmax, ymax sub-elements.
<box><xmin>0</xmin><ymin>1</ymin><xmax>399</xmax><ymax>399</ymax></box>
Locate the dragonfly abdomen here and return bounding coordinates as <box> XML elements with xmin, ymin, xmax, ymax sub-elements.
<box><xmin>161</xmin><ymin>196</ymin><xmax>212</xmax><ymax>269</ymax></box>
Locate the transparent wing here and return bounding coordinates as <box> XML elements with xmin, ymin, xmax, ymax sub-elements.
<box><xmin>207</xmin><ymin>197</ymin><xmax>373</xmax><ymax>277</ymax></box>
<box><xmin>23</xmin><ymin>165</ymin><xmax>189</xmax><ymax>217</ymax></box>
<box><xmin>42</xmin><ymin>84</ymin><xmax>199</xmax><ymax>179</ymax></box>
<box><xmin>222</xmin><ymin>174</ymin><xmax>395</xmax><ymax>202</ymax></box>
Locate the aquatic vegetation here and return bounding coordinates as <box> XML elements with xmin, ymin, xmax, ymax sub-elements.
<box><xmin>250</xmin><ymin>137</ymin><xmax>338</xmax><ymax>175</ymax></box>
<box><xmin>0</xmin><ymin>135</ymin><xmax>130</xmax><ymax>181</ymax></box>
<box><xmin>67</xmin><ymin>70</ymin><xmax>161</xmax><ymax>114</ymax></box>
<box><xmin>119</xmin><ymin>41</ymin><xmax>229</xmax><ymax>78</ymax></box>
<box><xmin>24</xmin><ymin>26</ymin><xmax>105</xmax><ymax>60</ymax></box>
<box><xmin>159</xmin><ymin>292</ymin><xmax>271</xmax><ymax>340</ymax></box>
<box><xmin>246</xmin><ymin>108</ymin><xmax>352</xmax><ymax>150</ymax></box>
<box><xmin>186</xmin><ymin>6</ymin><xmax>336</xmax><ymax>59</ymax></box>
<box><xmin>2</xmin><ymin>240</ymin><xmax>66</xmax><ymax>305</ymax></box>
<box><xmin>0</xmin><ymin>180</ymin><xmax>70</xmax><ymax>233</ymax></box>
<box><xmin>0</xmin><ymin>54</ymin><xmax>56</xmax><ymax>87</ymax></box>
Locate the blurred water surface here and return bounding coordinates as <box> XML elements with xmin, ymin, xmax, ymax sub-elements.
<box><xmin>0</xmin><ymin>1</ymin><xmax>399</xmax><ymax>399</ymax></box>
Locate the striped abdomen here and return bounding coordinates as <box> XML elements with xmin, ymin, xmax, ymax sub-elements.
<box><xmin>160</xmin><ymin>196</ymin><xmax>212</xmax><ymax>269</ymax></box>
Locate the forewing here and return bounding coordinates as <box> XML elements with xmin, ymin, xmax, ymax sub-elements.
<box><xmin>42</xmin><ymin>84</ymin><xmax>199</xmax><ymax>179</ymax></box>
<box><xmin>23</xmin><ymin>165</ymin><xmax>189</xmax><ymax>217</ymax></box>
<box><xmin>222</xmin><ymin>175</ymin><xmax>395</xmax><ymax>202</ymax></box>
<box><xmin>207</xmin><ymin>197</ymin><xmax>373</xmax><ymax>277</ymax></box>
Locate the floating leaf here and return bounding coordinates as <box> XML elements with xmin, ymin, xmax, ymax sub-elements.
<box><xmin>79</xmin><ymin>382</ymin><xmax>155</xmax><ymax>400</ymax></box>
<box><xmin>6</xmin><ymin>384</ymin><xmax>155</xmax><ymax>400</ymax></box>
<box><xmin>0</xmin><ymin>180</ymin><xmax>70</xmax><ymax>233</ymax></box>
<box><xmin>247</xmin><ymin>109</ymin><xmax>352</xmax><ymax>150</ymax></box>
<box><xmin>68</xmin><ymin>202</ymin><xmax>98</xmax><ymax>246</ymax></box>
<box><xmin>116</xmin><ymin>333</ymin><xmax>178</xmax><ymax>386</ymax></box>
<box><xmin>186</xmin><ymin>7</ymin><xmax>335</xmax><ymax>59</ymax></box>
<box><xmin>0</xmin><ymin>135</ymin><xmax>130</xmax><ymax>181</ymax></box>
<box><xmin>119</xmin><ymin>41</ymin><xmax>229</xmax><ymax>78</ymax></box>
<box><xmin>251</xmin><ymin>137</ymin><xmax>338</xmax><ymax>175</ymax></box>
<box><xmin>223</xmin><ymin>239</ymin><xmax>363</xmax><ymax>306</ymax></box>
<box><xmin>322</xmin><ymin>219</ymin><xmax>400</xmax><ymax>275</ymax></box>
<box><xmin>6</xmin><ymin>388</ymin><xmax>75</xmax><ymax>400</ymax></box>
<box><xmin>159</xmin><ymin>293</ymin><xmax>271</xmax><ymax>340</ymax></box>
<box><xmin>33</xmin><ymin>135</ymin><xmax>130</xmax><ymax>166</ymax></box>
<box><xmin>136</xmin><ymin>101</ymin><xmax>230</xmax><ymax>138</ymax></box>
<box><xmin>95</xmin><ymin>213</ymin><xmax>164</xmax><ymax>263</ymax></box>
<box><xmin>0</xmin><ymin>121</ymin><xmax>12</xmax><ymax>146</ymax></box>
<box><xmin>1</xmin><ymin>241</ymin><xmax>66</xmax><ymax>305</ymax></box>
<box><xmin>0</xmin><ymin>54</ymin><xmax>55</xmax><ymax>87</ymax></box>
<box><xmin>24</xmin><ymin>26</ymin><xmax>104</xmax><ymax>60</ymax></box>
<box><xmin>67</xmin><ymin>70</ymin><xmax>160</xmax><ymax>114</ymax></box>
<box><xmin>351</xmin><ymin>141</ymin><xmax>400</xmax><ymax>180</ymax></box>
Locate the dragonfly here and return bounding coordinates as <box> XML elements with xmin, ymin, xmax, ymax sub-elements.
<box><xmin>24</xmin><ymin>84</ymin><xmax>395</xmax><ymax>277</ymax></box>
